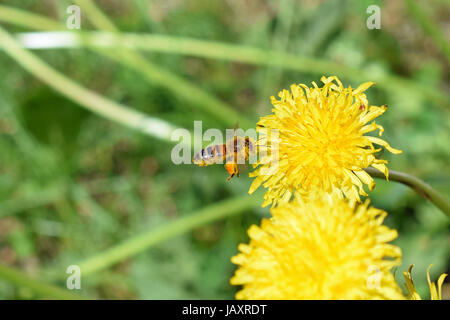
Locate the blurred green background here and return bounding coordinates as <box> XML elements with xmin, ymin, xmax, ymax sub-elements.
<box><xmin>0</xmin><ymin>0</ymin><xmax>448</xmax><ymax>299</ymax></box>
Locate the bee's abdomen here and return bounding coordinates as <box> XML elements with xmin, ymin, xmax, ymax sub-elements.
<box><xmin>193</xmin><ymin>144</ymin><xmax>225</xmax><ymax>166</ymax></box>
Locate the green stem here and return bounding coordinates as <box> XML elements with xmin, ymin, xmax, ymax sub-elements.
<box><xmin>0</xmin><ymin>5</ymin><xmax>61</xmax><ymax>30</ymax></box>
<box><xmin>74</xmin><ymin>0</ymin><xmax>249</xmax><ymax>128</ymax></box>
<box><xmin>0</xmin><ymin>4</ymin><xmax>250</xmax><ymax>129</ymax></box>
<box><xmin>0</xmin><ymin>264</ymin><xmax>86</xmax><ymax>299</ymax></box>
<box><xmin>0</xmin><ymin>4</ymin><xmax>447</xmax><ymax>107</ymax></box>
<box><xmin>0</xmin><ymin>26</ymin><xmax>179</xmax><ymax>143</ymax></box>
<box><xmin>113</xmin><ymin>34</ymin><xmax>448</xmax><ymax>106</ymax></box>
<box><xmin>34</xmin><ymin>32</ymin><xmax>450</xmax><ymax>107</ymax></box>
<box><xmin>365</xmin><ymin>167</ymin><xmax>450</xmax><ymax>217</ymax></box>
<box><xmin>76</xmin><ymin>195</ymin><xmax>259</xmax><ymax>276</ymax></box>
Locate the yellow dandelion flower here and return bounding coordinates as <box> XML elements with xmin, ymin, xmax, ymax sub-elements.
<box><xmin>403</xmin><ymin>264</ymin><xmax>447</xmax><ymax>300</ymax></box>
<box><xmin>249</xmin><ymin>76</ymin><xmax>402</xmax><ymax>207</ymax></box>
<box><xmin>230</xmin><ymin>196</ymin><xmax>404</xmax><ymax>300</ymax></box>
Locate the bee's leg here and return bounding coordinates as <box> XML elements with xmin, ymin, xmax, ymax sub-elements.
<box><xmin>224</xmin><ymin>163</ymin><xmax>234</xmax><ymax>181</ymax></box>
<box><xmin>224</xmin><ymin>163</ymin><xmax>238</xmax><ymax>181</ymax></box>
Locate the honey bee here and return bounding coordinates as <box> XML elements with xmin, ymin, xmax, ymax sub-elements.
<box><xmin>193</xmin><ymin>130</ymin><xmax>257</xmax><ymax>181</ymax></box>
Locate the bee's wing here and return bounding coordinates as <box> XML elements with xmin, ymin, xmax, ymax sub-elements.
<box><xmin>215</xmin><ymin>144</ymin><xmax>227</xmax><ymax>163</ymax></box>
<box><xmin>226</xmin><ymin>137</ymin><xmax>250</xmax><ymax>164</ymax></box>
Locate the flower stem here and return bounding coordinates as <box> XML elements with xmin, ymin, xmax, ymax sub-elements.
<box><xmin>75</xmin><ymin>195</ymin><xmax>260</xmax><ymax>276</ymax></box>
<box><xmin>0</xmin><ymin>4</ymin><xmax>250</xmax><ymax>129</ymax></box>
<box><xmin>0</xmin><ymin>25</ymin><xmax>182</xmax><ymax>143</ymax></box>
<box><xmin>365</xmin><ymin>167</ymin><xmax>450</xmax><ymax>217</ymax></box>
<box><xmin>0</xmin><ymin>264</ymin><xmax>86</xmax><ymax>299</ymax></box>
<box><xmin>0</xmin><ymin>5</ymin><xmax>447</xmax><ymax>107</ymax></box>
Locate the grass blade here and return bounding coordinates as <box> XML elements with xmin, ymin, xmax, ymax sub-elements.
<box><xmin>77</xmin><ymin>195</ymin><xmax>260</xmax><ymax>276</ymax></box>
<box><xmin>0</xmin><ymin>264</ymin><xmax>86</xmax><ymax>300</ymax></box>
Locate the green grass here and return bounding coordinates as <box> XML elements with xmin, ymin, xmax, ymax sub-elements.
<box><xmin>0</xmin><ymin>0</ymin><xmax>448</xmax><ymax>299</ymax></box>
